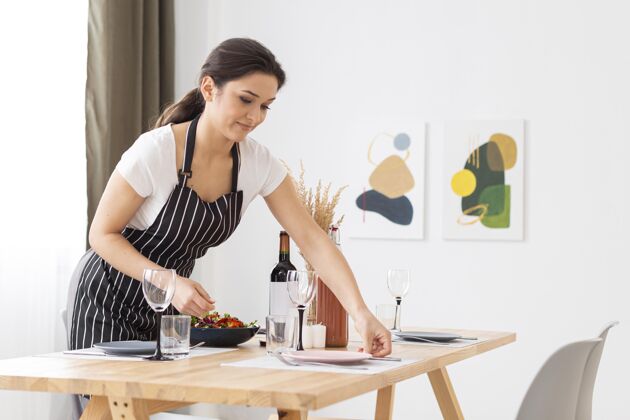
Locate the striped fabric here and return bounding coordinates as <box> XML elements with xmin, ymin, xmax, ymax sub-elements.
<box><xmin>70</xmin><ymin>116</ymin><xmax>243</xmax><ymax>350</ymax></box>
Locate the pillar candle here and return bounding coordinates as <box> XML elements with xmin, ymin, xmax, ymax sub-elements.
<box><xmin>313</xmin><ymin>324</ymin><xmax>326</xmax><ymax>348</ymax></box>
<box><xmin>302</xmin><ymin>325</ymin><xmax>314</xmax><ymax>349</ymax></box>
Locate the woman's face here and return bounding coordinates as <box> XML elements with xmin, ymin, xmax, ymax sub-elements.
<box><xmin>202</xmin><ymin>72</ymin><xmax>278</xmax><ymax>142</ymax></box>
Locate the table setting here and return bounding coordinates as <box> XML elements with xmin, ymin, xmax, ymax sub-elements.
<box><xmin>54</xmin><ymin>341</ymin><xmax>237</xmax><ymax>362</ymax></box>
<box><xmin>222</xmin><ymin>349</ymin><xmax>417</xmax><ymax>375</ymax></box>
<box><xmin>371</xmin><ymin>268</ymin><xmax>487</xmax><ymax>348</ymax></box>
<box><xmin>221</xmin><ymin>355</ymin><xmax>416</xmax><ymax>375</ymax></box>
<box><xmin>218</xmin><ymin>269</ymin><xmax>419</xmax><ymax>375</ymax></box>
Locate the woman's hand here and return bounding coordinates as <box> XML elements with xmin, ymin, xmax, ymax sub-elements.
<box><xmin>172</xmin><ymin>276</ymin><xmax>215</xmax><ymax>318</ymax></box>
<box><xmin>354</xmin><ymin>308</ymin><xmax>392</xmax><ymax>357</ymax></box>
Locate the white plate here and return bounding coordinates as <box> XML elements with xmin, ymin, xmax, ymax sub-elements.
<box><xmin>283</xmin><ymin>350</ymin><xmax>371</xmax><ymax>364</ymax></box>
<box><xmin>93</xmin><ymin>340</ymin><xmax>156</xmax><ymax>355</ymax></box>
<box><xmin>394</xmin><ymin>331</ymin><xmax>462</xmax><ymax>342</ymax></box>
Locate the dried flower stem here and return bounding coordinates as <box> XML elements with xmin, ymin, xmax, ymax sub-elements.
<box><xmin>282</xmin><ymin>160</ymin><xmax>347</xmax><ymax>233</ymax></box>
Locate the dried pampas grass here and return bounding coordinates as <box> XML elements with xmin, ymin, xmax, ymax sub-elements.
<box><xmin>283</xmin><ymin>160</ymin><xmax>347</xmax><ymax>233</ymax></box>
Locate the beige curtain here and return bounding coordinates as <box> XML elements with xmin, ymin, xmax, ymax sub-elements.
<box><xmin>85</xmin><ymin>0</ymin><xmax>174</xmax><ymax>241</ymax></box>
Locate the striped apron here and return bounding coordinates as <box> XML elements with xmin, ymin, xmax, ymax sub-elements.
<box><xmin>69</xmin><ymin>115</ymin><xmax>243</xmax><ymax>350</ymax></box>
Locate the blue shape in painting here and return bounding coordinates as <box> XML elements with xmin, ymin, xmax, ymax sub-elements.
<box><xmin>393</xmin><ymin>133</ymin><xmax>411</xmax><ymax>151</ymax></box>
<box><xmin>355</xmin><ymin>190</ymin><xmax>413</xmax><ymax>225</ymax></box>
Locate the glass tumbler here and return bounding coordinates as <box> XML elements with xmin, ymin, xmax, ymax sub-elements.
<box><xmin>160</xmin><ymin>314</ymin><xmax>191</xmax><ymax>359</ymax></box>
<box><xmin>266</xmin><ymin>315</ymin><xmax>297</xmax><ymax>354</ymax></box>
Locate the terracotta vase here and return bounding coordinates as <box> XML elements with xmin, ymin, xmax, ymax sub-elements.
<box><xmin>315</xmin><ymin>274</ymin><xmax>348</xmax><ymax>348</ymax></box>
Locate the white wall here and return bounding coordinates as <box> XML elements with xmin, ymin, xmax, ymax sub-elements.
<box><xmin>0</xmin><ymin>1</ymin><xmax>88</xmax><ymax>419</ymax></box>
<box><xmin>176</xmin><ymin>1</ymin><xmax>629</xmax><ymax>419</ymax></box>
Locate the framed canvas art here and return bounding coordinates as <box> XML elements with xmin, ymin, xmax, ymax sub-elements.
<box><xmin>443</xmin><ymin>120</ymin><xmax>524</xmax><ymax>240</ymax></box>
<box><xmin>344</xmin><ymin>122</ymin><xmax>426</xmax><ymax>240</ymax></box>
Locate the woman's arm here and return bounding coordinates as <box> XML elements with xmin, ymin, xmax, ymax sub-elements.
<box><xmin>89</xmin><ymin>170</ymin><xmax>215</xmax><ymax>317</ymax></box>
<box><xmin>264</xmin><ymin>177</ymin><xmax>391</xmax><ymax>356</ymax></box>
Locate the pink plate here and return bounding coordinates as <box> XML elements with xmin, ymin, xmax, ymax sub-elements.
<box><xmin>284</xmin><ymin>350</ymin><xmax>371</xmax><ymax>364</ymax></box>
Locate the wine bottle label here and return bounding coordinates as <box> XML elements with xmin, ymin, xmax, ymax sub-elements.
<box><xmin>269</xmin><ymin>282</ymin><xmax>294</xmax><ymax>316</ymax></box>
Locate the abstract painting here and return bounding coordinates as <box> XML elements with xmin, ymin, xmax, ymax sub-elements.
<box><xmin>345</xmin><ymin>123</ymin><xmax>425</xmax><ymax>240</ymax></box>
<box><xmin>443</xmin><ymin>120</ymin><xmax>524</xmax><ymax>240</ymax></box>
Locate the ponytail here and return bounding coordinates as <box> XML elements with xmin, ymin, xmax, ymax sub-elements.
<box><xmin>153</xmin><ymin>88</ymin><xmax>205</xmax><ymax>128</ymax></box>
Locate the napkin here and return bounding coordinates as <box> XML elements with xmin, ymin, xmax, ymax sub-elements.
<box><xmin>221</xmin><ymin>355</ymin><xmax>418</xmax><ymax>375</ymax></box>
<box><xmin>39</xmin><ymin>346</ymin><xmax>237</xmax><ymax>361</ymax></box>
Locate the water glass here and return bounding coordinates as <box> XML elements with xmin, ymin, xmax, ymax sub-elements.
<box><xmin>375</xmin><ymin>304</ymin><xmax>397</xmax><ymax>330</ymax></box>
<box><xmin>160</xmin><ymin>315</ymin><xmax>191</xmax><ymax>359</ymax></box>
<box><xmin>142</xmin><ymin>268</ymin><xmax>177</xmax><ymax>360</ymax></box>
<box><xmin>266</xmin><ymin>315</ymin><xmax>297</xmax><ymax>354</ymax></box>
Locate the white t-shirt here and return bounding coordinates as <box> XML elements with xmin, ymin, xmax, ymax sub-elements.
<box><xmin>115</xmin><ymin>124</ymin><xmax>287</xmax><ymax>230</ymax></box>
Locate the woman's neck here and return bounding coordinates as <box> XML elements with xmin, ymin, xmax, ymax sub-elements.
<box><xmin>194</xmin><ymin>112</ymin><xmax>234</xmax><ymax>159</ymax></box>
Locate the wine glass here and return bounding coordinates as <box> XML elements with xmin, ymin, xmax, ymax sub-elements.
<box><xmin>387</xmin><ymin>269</ymin><xmax>410</xmax><ymax>331</ymax></box>
<box><xmin>142</xmin><ymin>268</ymin><xmax>177</xmax><ymax>360</ymax></box>
<box><xmin>286</xmin><ymin>270</ymin><xmax>317</xmax><ymax>351</ymax></box>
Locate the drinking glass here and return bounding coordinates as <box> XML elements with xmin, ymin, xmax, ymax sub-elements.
<box><xmin>286</xmin><ymin>270</ymin><xmax>317</xmax><ymax>351</ymax></box>
<box><xmin>161</xmin><ymin>315</ymin><xmax>191</xmax><ymax>359</ymax></box>
<box><xmin>142</xmin><ymin>268</ymin><xmax>177</xmax><ymax>361</ymax></box>
<box><xmin>375</xmin><ymin>303</ymin><xmax>397</xmax><ymax>330</ymax></box>
<box><xmin>387</xmin><ymin>269</ymin><xmax>410</xmax><ymax>331</ymax></box>
<box><xmin>266</xmin><ymin>315</ymin><xmax>297</xmax><ymax>354</ymax></box>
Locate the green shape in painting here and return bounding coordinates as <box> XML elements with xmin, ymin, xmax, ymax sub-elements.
<box><xmin>478</xmin><ymin>184</ymin><xmax>505</xmax><ymax>216</ymax></box>
<box><xmin>480</xmin><ymin>185</ymin><xmax>511</xmax><ymax>228</ymax></box>
<box><xmin>461</xmin><ymin>142</ymin><xmax>504</xmax><ymax>213</ymax></box>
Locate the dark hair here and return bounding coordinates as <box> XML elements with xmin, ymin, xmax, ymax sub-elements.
<box><xmin>154</xmin><ymin>38</ymin><xmax>286</xmax><ymax>128</ymax></box>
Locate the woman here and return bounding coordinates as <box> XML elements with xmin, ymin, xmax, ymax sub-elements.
<box><xmin>68</xmin><ymin>38</ymin><xmax>391</xmax><ymax>357</ymax></box>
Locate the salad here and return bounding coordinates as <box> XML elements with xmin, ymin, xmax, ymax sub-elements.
<box><xmin>191</xmin><ymin>311</ymin><xmax>258</xmax><ymax>329</ymax></box>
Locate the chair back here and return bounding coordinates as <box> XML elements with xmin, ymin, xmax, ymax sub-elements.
<box><xmin>575</xmin><ymin>321</ymin><xmax>619</xmax><ymax>420</ymax></box>
<box><xmin>517</xmin><ymin>321</ymin><xmax>618</xmax><ymax>420</ymax></box>
<box><xmin>516</xmin><ymin>338</ymin><xmax>602</xmax><ymax>420</ymax></box>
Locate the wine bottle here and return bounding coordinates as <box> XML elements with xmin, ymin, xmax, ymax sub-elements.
<box><xmin>316</xmin><ymin>224</ymin><xmax>349</xmax><ymax>347</ymax></box>
<box><xmin>269</xmin><ymin>231</ymin><xmax>297</xmax><ymax>316</ymax></box>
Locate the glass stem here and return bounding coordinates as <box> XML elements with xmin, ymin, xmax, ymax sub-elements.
<box><xmin>297</xmin><ymin>305</ymin><xmax>305</xmax><ymax>351</ymax></box>
<box><xmin>394</xmin><ymin>297</ymin><xmax>402</xmax><ymax>330</ymax></box>
<box><xmin>155</xmin><ymin>311</ymin><xmax>163</xmax><ymax>358</ymax></box>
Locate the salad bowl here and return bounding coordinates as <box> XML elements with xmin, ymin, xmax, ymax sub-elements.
<box><xmin>190</xmin><ymin>312</ymin><xmax>259</xmax><ymax>347</ymax></box>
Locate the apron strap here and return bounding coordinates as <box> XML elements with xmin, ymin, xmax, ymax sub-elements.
<box><xmin>230</xmin><ymin>143</ymin><xmax>240</xmax><ymax>192</ymax></box>
<box><xmin>178</xmin><ymin>115</ymin><xmax>200</xmax><ymax>188</ymax></box>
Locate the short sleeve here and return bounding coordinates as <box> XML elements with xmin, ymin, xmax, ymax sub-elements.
<box><xmin>115</xmin><ymin>134</ymin><xmax>156</xmax><ymax>198</ymax></box>
<box><xmin>259</xmin><ymin>147</ymin><xmax>288</xmax><ymax>197</ymax></box>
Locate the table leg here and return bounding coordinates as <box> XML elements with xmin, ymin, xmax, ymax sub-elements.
<box><xmin>80</xmin><ymin>395</ymin><xmax>192</xmax><ymax>419</ymax></box>
<box><xmin>428</xmin><ymin>367</ymin><xmax>464</xmax><ymax>420</ymax></box>
<box><xmin>80</xmin><ymin>396</ymin><xmax>111</xmax><ymax>420</ymax></box>
<box><xmin>277</xmin><ymin>409</ymin><xmax>308</xmax><ymax>419</ymax></box>
<box><xmin>374</xmin><ymin>384</ymin><xmax>396</xmax><ymax>420</ymax></box>
<box><xmin>108</xmin><ymin>396</ymin><xmax>150</xmax><ymax>420</ymax></box>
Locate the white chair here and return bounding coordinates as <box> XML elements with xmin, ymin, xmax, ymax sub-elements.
<box><xmin>60</xmin><ymin>308</ymin><xmax>69</xmax><ymax>349</ymax></box>
<box><xmin>516</xmin><ymin>321</ymin><xmax>618</xmax><ymax>420</ymax></box>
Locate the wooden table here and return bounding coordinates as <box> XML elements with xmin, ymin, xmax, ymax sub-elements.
<box><xmin>0</xmin><ymin>328</ymin><xmax>514</xmax><ymax>420</ymax></box>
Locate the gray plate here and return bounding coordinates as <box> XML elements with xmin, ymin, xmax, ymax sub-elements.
<box><xmin>93</xmin><ymin>340</ymin><xmax>156</xmax><ymax>355</ymax></box>
<box><xmin>394</xmin><ymin>331</ymin><xmax>462</xmax><ymax>342</ymax></box>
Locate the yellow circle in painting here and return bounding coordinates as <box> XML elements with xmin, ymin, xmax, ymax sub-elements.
<box><xmin>451</xmin><ymin>169</ymin><xmax>477</xmax><ymax>197</ymax></box>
